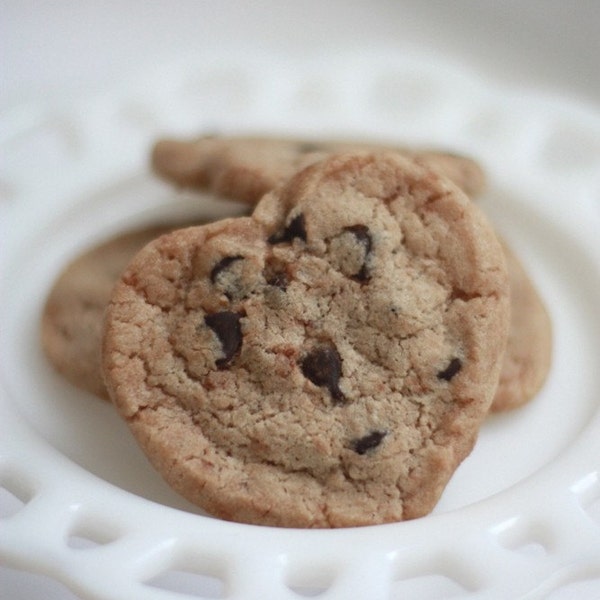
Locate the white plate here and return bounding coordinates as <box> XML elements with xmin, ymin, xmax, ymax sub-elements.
<box><xmin>1</xmin><ymin>50</ymin><xmax>600</xmax><ymax>600</ymax></box>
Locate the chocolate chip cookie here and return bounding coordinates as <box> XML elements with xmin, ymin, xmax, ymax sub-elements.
<box><xmin>151</xmin><ymin>134</ymin><xmax>487</xmax><ymax>202</ymax></box>
<box><xmin>41</xmin><ymin>227</ymin><xmax>551</xmax><ymax>411</ymax></box>
<box><xmin>151</xmin><ymin>133</ymin><xmax>551</xmax><ymax>413</ymax></box>
<box><xmin>103</xmin><ymin>152</ymin><xmax>510</xmax><ymax>527</ymax></box>
<box><xmin>41</xmin><ymin>225</ymin><xmax>177</xmax><ymax>399</ymax></box>
<box><xmin>493</xmin><ymin>239</ymin><xmax>552</xmax><ymax>411</ymax></box>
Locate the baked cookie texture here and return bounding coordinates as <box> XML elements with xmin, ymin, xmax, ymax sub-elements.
<box><xmin>151</xmin><ymin>134</ymin><xmax>551</xmax><ymax>413</ymax></box>
<box><xmin>39</xmin><ymin>223</ymin><xmax>552</xmax><ymax>413</ymax></box>
<box><xmin>151</xmin><ymin>135</ymin><xmax>487</xmax><ymax>201</ymax></box>
<box><xmin>493</xmin><ymin>239</ymin><xmax>552</xmax><ymax>411</ymax></box>
<box><xmin>41</xmin><ymin>134</ymin><xmax>552</xmax><ymax>413</ymax></box>
<box><xmin>41</xmin><ymin>225</ymin><xmax>174</xmax><ymax>399</ymax></box>
<box><xmin>103</xmin><ymin>153</ymin><xmax>510</xmax><ymax>527</ymax></box>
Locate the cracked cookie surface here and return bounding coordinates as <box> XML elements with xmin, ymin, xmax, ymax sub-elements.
<box><xmin>151</xmin><ymin>134</ymin><xmax>550</xmax><ymax>413</ymax></box>
<box><xmin>103</xmin><ymin>152</ymin><xmax>510</xmax><ymax>527</ymax></box>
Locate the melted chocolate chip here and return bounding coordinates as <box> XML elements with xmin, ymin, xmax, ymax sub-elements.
<box><xmin>263</xmin><ymin>258</ymin><xmax>289</xmax><ymax>291</ymax></box>
<box><xmin>210</xmin><ymin>255</ymin><xmax>244</xmax><ymax>284</ymax></box>
<box><xmin>345</xmin><ymin>224</ymin><xmax>372</xmax><ymax>249</ymax></box>
<box><xmin>351</xmin><ymin>430</ymin><xmax>387</xmax><ymax>455</ymax></box>
<box><xmin>268</xmin><ymin>213</ymin><xmax>307</xmax><ymax>244</ymax></box>
<box><xmin>266</xmin><ymin>271</ymin><xmax>288</xmax><ymax>291</ymax></box>
<box><xmin>204</xmin><ymin>311</ymin><xmax>243</xmax><ymax>369</ymax></box>
<box><xmin>209</xmin><ymin>255</ymin><xmax>246</xmax><ymax>300</ymax></box>
<box><xmin>300</xmin><ymin>345</ymin><xmax>345</xmax><ymax>403</ymax></box>
<box><xmin>437</xmin><ymin>357</ymin><xmax>462</xmax><ymax>381</ymax></box>
<box><xmin>344</xmin><ymin>224</ymin><xmax>372</xmax><ymax>282</ymax></box>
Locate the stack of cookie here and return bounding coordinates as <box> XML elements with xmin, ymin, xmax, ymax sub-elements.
<box><xmin>41</xmin><ymin>135</ymin><xmax>552</xmax><ymax>528</ymax></box>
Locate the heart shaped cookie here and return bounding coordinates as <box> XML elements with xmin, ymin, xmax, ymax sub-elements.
<box><xmin>103</xmin><ymin>152</ymin><xmax>509</xmax><ymax>527</ymax></box>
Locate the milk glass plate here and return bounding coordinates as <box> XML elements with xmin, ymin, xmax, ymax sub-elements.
<box><xmin>1</xmin><ymin>49</ymin><xmax>600</xmax><ymax>600</ymax></box>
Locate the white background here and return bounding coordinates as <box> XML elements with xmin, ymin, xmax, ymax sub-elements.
<box><xmin>3</xmin><ymin>1</ymin><xmax>600</xmax><ymax>110</ymax></box>
<box><xmin>2</xmin><ymin>2</ymin><xmax>599</xmax><ymax>599</ymax></box>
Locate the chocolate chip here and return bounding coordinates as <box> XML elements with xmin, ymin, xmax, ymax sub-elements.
<box><xmin>266</xmin><ymin>271</ymin><xmax>288</xmax><ymax>291</ymax></box>
<box><xmin>345</xmin><ymin>224</ymin><xmax>372</xmax><ymax>282</ymax></box>
<box><xmin>210</xmin><ymin>255</ymin><xmax>246</xmax><ymax>300</ymax></box>
<box><xmin>329</xmin><ymin>224</ymin><xmax>373</xmax><ymax>282</ymax></box>
<box><xmin>210</xmin><ymin>255</ymin><xmax>244</xmax><ymax>284</ymax></box>
<box><xmin>345</xmin><ymin>224</ymin><xmax>372</xmax><ymax>249</ymax></box>
<box><xmin>437</xmin><ymin>357</ymin><xmax>462</xmax><ymax>381</ymax></box>
<box><xmin>204</xmin><ymin>311</ymin><xmax>243</xmax><ymax>369</ymax></box>
<box><xmin>263</xmin><ymin>257</ymin><xmax>289</xmax><ymax>291</ymax></box>
<box><xmin>351</xmin><ymin>430</ymin><xmax>387</xmax><ymax>455</ymax></box>
<box><xmin>300</xmin><ymin>345</ymin><xmax>345</xmax><ymax>403</ymax></box>
<box><xmin>268</xmin><ymin>213</ymin><xmax>307</xmax><ymax>244</ymax></box>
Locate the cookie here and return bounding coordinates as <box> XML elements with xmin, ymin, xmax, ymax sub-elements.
<box><xmin>151</xmin><ymin>134</ymin><xmax>487</xmax><ymax>202</ymax></box>
<box><xmin>492</xmin><ymin>239</ymin><xmax>552</xmax><ymax>411</ymax></box>
<box><xmin>41</xmin><ymin>225</ymin><xmax>176</xmax><ymax>399</ymax></box>
<box><xmin>41</xmin><ymin>227</ymin><xmax>551</xmax><ymax>412</ymax></box>
<box><xmin>152</xmin><ymin>134</ymin><xmax>551</xmax><ymax>412</ymax></box>
<box><xmin>103</xmin><ymin>152</ymin><xmax>510</xmax><ymax>527</ymax></box>
<box><xmin>40</xmin><ymin>233</ymin><xmax>551</xmax><ymax>415</ymax></box>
